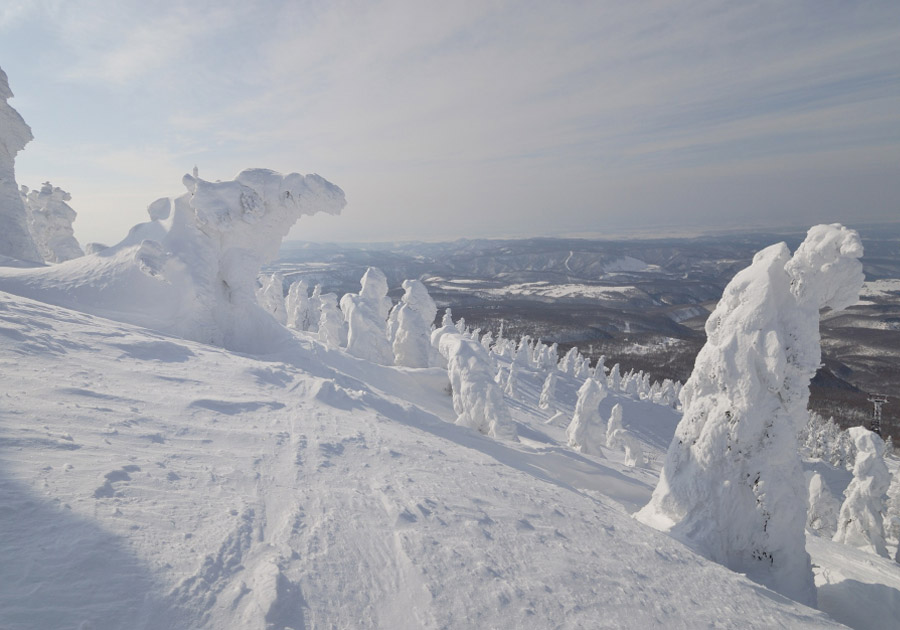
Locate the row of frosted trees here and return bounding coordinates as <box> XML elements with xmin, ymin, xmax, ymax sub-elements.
<box><xmin>257</xmin><ymin>267</ymin><xmax>680</xmax><ymax>458</ymax></box>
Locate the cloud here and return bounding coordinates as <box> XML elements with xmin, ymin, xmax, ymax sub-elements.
<box><xmin>2</xmin><ymin>0</ymin><xmax>899</xmax><ymax>244</ymax></box>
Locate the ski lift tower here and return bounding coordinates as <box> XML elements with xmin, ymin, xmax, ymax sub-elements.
<box><xmin>868</xmin><ymin>394</ymin><xmax>888</xmax><ymax>437</ymax></box>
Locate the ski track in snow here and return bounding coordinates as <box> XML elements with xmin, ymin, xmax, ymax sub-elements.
<box><xmin>0</xmin><ymin>289</ymin><xmax>879</xmax><ymax>629</ymax></box>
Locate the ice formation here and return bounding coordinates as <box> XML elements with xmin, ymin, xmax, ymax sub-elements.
<box><xmin>341</xmin><ymin>267</ymin><xmax>394</xmax><ymax>365</ymax></box>
<box><xmin>389</xmin><ymin>279</ymin><xmax>440</xmax><ymax>368</ymax></box>
<box><xmin>436</xmin><ymin>331</ymin><xmax>516</xmax><ymax>440</ymax></box>
<box><xmin>636</xmin><ymin>224</ymin><xmax>864</xmax><ymax>606</ymax></box>
<box><xmin>0</xmin><ymin>67</ymin><xmax>42</xmax><ymax>263</ymax></box>
<box><xmin>21</xmin><ymin>183</ymin><xmax>84</xmax><ymax>263</ymax></box>
<box><xmin>833</xmin><ymin>427</ymin><xmax>890</xmax><ymax>557</ymax></box>
<box><xmin>566</xmin><ymin>378</ymin><xmax>607</xmax><ymax>454</ymax></box>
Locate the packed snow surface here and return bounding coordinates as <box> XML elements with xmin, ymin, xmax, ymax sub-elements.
<box><xmin>0</xmin><ymin>290</ymin><xmax>850</xmax><ymax>629</ymax></box>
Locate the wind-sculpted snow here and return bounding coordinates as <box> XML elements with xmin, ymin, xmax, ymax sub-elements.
<box><xmin>0</xmin><ymin>289</ymin><xmax>854</xmax><ymax>629</ymax></box>
<box><xmin>389</xmin><ymin>279</ymin><xmax>441</xmax><ymax>368</ymax></box>
<box><xmin>341</xmin><ymin>267</ymin><xmax>394</xmax><ymax>364</ymax></box>
<box><xmin>637</xmin><ymin>224</ymin><xmax>864</xmax><ymax>606</ymax></box>
<box><xmin>833</xmin><ymin>427</ymin><xmax>891</xmax><ymax>557</ymax></box>
<box><xmin>0</xmin><ymin>66</ymin><xmax>42</xmax><ymax>263</ymax></box>
<box><xmin>21</xmin><ymin>183</ymin><xmax>84</xmax><ymax>263</ymax></box>
<box><xmin>436</xmin><ymin>330</ymin><xmax>517</xmax><ymax>440</ymax></box>
<box><xmin>0</xmin><ymin>168</ymin><xmax>345</xmax><ymax>352</ymax></box>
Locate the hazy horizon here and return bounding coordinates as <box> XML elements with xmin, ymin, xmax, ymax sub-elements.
<box><xmin>2</xmin><ymin>1</ymin><xmax>898</xmax><ymax>246</ymax></box>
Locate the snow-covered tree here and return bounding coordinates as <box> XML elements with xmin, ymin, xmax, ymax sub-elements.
<box><xmin>256</xmin><ymin>273</ymin><xmax>286</xmax><ymax>325</ymax></box>
<box><xmin>833</xmin><ymin>427</ymin><xmax>891</xmax><ymax>557</ymax></box>
<box><xmin>607</xmin><ymin>363</ymin><xmax>621</xmax><ymax>392</ymax></box>
<box><xmin>539</xmin><ymin>371</ymin><xmax>557</xmax><ymax>411</ymax></box>
<box><xmin>606</xmin><ymin>403</ymin><xmax>643</xmax><ymax>467</ymax></box>
<box><xmin>637</xmin><ymin>224</ymin><xmax>864</xmax><ymax>606</ymax></box>
<box><xmin>504</xmin><ymin>363</ymin><xmax>519</xmax><ymax>398</ymax></box>
<box><xmin>514</xmin><ymin>336</ymin><xmax>534</xmax><ymax>369</ymax></box>
<box><xmin>389</xmin><ymin>279</ymin><xmax>440</xmax><ymax>368</ymax></box>
<box><xmin>806</xmin><ymin>472</ymin><xmax>840</xmax><ymax>538</ymax></box>
<box><xmin>566</xmin><ymin>378</ymin><xmax>607</xmax><ymax>455</ymax></box>
<box><xmin>340</xmin><ymin>267</ymin><xmax>394</xmax><ymax>365</ymax></box>
<box><xmin>593</xmin><ymin>355</ymin><xmax>607</xmax><ymax>380</ymax></box>
<box><xmin>284</xmin><ymin>279</ymin><xmax>311</xmax><ymax>331</ymax></box>
<box><xmin>306</xmin><ymin>284</ymin><xmax>323</xmax><ymax>334</ymax></box>
<box><xmin>0</xmin><ymin>66</ymin><xmax>42</xmax><ymax>263</ymax></box>
<box><xmin>559</xmin><ymin>347</ymin><xmax>579</xmax><ymax>375</ymax></box>
<box><xmin>437</xmin><ymin>332</ymin><xmax>516</xmax><ymax>440</ymax></box>
<box><xmin>606</xmin><ymin>403</ymin><xmax>624</xmax><ymax>449</ymax></box>
<box><xmin>885</xmin><ymin>469</ymin><xmax>900</xmax><ymax>558</ymax></box>
<box><xmin>21</xmin><ymin>182</ymin><xmax>83</xmax><ymax>262</ymax></box>
<box><xmin>317</xmin><ymin>293</ymin><xmax>345</xmax><ymax>349</ymax></box>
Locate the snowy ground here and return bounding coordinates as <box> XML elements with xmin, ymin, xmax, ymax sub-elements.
<box><xmin>2</xmin><ymin>289</ymin><xmax>887</xmax><ymax>629</ymax></box>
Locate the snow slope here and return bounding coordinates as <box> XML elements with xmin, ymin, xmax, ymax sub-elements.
<box><xmin>0</xmin><ymin>289</ymin><xmax>847</xmax><ymax>629</ymax></box>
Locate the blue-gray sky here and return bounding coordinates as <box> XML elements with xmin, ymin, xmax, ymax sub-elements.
<box><xmin>1</xmin><ymin>0</ymin><xmax>898</xmax><ymax>245</ymax></box>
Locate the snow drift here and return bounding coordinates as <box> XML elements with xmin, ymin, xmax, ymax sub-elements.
<box><xmin>637</xmin><ymin>224</ymin><xmax>864</xmax><ymax>606</ymax></box>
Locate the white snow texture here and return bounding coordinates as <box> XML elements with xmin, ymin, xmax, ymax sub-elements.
<box><xmin>637</xmin><ymin>224</ymin><xmax>864</xmax><ymax>606</ymax></box>
<box><xmin>0</xmin><ymin>67</ymin><xmax>42</xmax><ymax>263</ymax></box>
<box><xmin>21</xmin><ymin>182</ymin><xmax>84</xmax><ymax>263</ymax></box>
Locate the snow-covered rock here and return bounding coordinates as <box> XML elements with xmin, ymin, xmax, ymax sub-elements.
<box><xmin>0</xmin><ymin>67</ymin><xmax>42</xmax><ymax>263</ymax></box>
<box><xmin>636</xmin><ymin>224</ymin><xmax>864</xmax><ymax>606</ymax></box>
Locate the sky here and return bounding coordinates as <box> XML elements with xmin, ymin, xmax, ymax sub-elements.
<box><xmin>1</xmin><ymin>0</ymin><xmax>898</xmax><ymax>245</ymax></box>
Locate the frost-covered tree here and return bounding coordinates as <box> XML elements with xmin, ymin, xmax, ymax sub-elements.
<box><xmin>607</xmin><ymin>363</ymin><xmax>621</xmax><ymax>392</ymax></box>
<box><xmin>256</xmin><ymin>273</ymin><xmax>286</xmax><ymax>325</ymax></box>
<box><xmin>566</xmin><ymin>378</ymin><xmax>607</xmax><ymax>455</ymax></box>
<box><xmin>593</xmin><ymin>355</ymin><xmax>607</xmax><ymax>380</ymax></box>
<box><xmin>606</xmin><ymin>403</ymin><xmax>643</xmax><ymax>467</ymax></box>
<box><xmin>606</xmin><ymin>403</ymin><xmax>624</xmax><ymax>449</ymax></box>
<box><xmin>559</xmin><ymin>347</ymin><xmax>579</xmax><ymax>375</ymax></box>
<box><xmin>833</xmin><ymin>427</ymin><xmax>891</xmax><ymax>557</ymax></box>
<box><xmin>538</xmin><ymin>370</ymin><xmax>557</xmax><ymax>411</ymax></box>
<box><xmin>0</xmin><ymin>66</ymin><xmax>42</xmax><ymax>263</ymax></box>
<box><xmin>637</xmin><ymin>224</ymin><xmax>864</xmax><ymax>606</ymax></box>
<box><xmin>806</xmin><ymin>472</ymin><xmax>840</xmax><ymax>538</ymax></box>
<box><xmin>514</xmin><ymin>336</ymin><xmax>534</xmax><ymax>369</ymax></box>
<box><xmin>21</xmin><ymin>182</ymin><xmax>83</xmax><ymax>262</ymax></box>
<box><xmin>389</xmin><ymin>279</ymin><xmax>440</xmax><ymax>368</ymax></box>
<box><xmin>340</xmin><ymin>267</ymin><xmax>394</xmax><ymax>365</ymax></box>
<box><xmin>285</xmin><ymin>279</ymin><xmax>311</xmax><ymax>331</ymax></box>
<box><xmin>317</xmin><ymin>293</ymin><xmax>344</xmax><ymax>349</ymax></box>
<box><xmin>504</xmin><ymin>362</ymin><xmax>519</xmax><ymax>398</ymax></box>
<box><xmin>437</xmin><ymin>332</ymin><xmax>516</xmax><ymax>440</ymax></box>
<box><xmin>306</xmin><ymin>284</ymin><xmax>323</xmax><ymax>334</ymax></box>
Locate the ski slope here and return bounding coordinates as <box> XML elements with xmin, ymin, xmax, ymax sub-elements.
<box><xmin>0</xmin><ymin>289</ymin><xmax>852</xmax><ymax>629</ymax></box>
